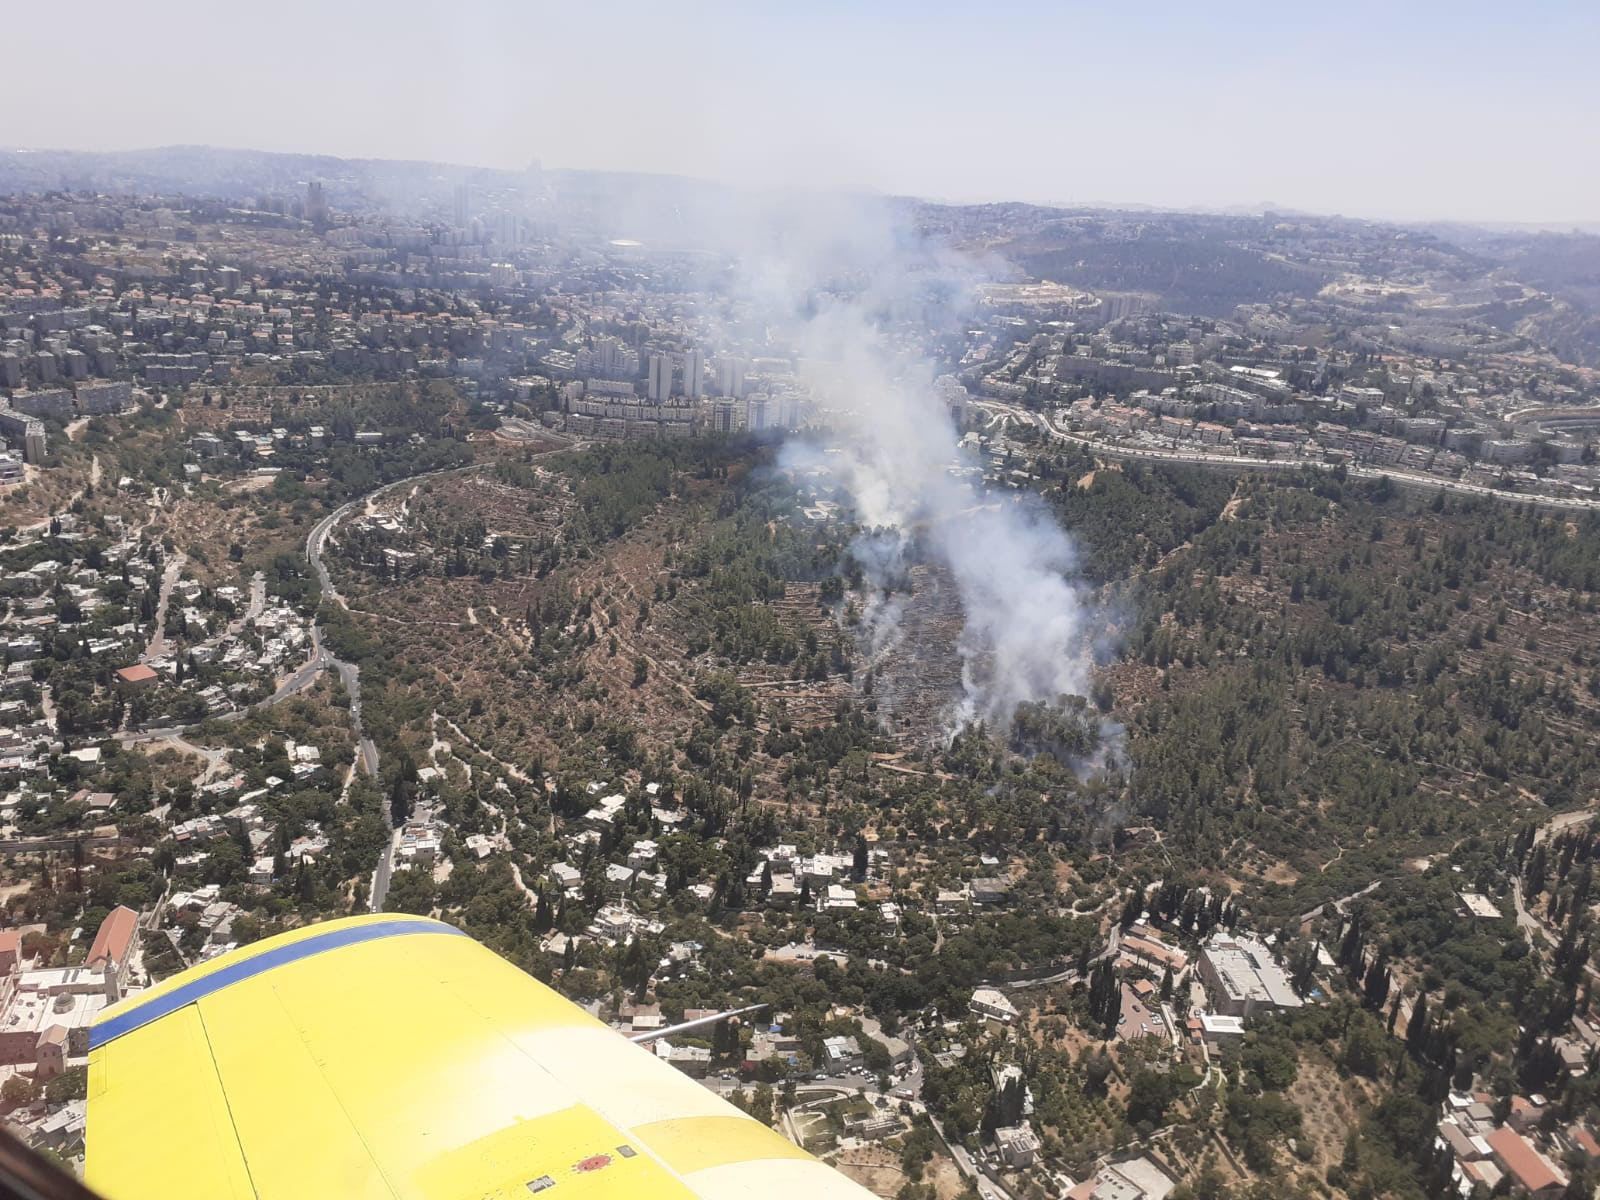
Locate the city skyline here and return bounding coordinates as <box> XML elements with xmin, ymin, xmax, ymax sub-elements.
<box><xmin>7</xmin><ymin>0</ymin><xmax>1599</xmax><ymax>227</ymax></box>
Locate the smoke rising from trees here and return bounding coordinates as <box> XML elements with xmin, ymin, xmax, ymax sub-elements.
<box><xmin>726</xmin><ymin>196</ymin><xmax>1109</xmax><ymax>742</ymax></box>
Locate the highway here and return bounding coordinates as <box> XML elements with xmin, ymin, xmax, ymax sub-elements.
<box><xmin>306</xmin><ymin>493</ymin><xmax>370</xmax><ymax>610</ymax></box>
<box><xmin>975</xmin><ymin>400</ymin><xmax>1600</xmax><ymax>515</ymax></box>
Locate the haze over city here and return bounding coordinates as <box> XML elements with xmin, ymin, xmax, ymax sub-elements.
<box><xmin>8</xmin><ymin>0</ymin><xmax>1600</xmax><ymax>225</ymax></box>
<box><xmin>1</xmin><ymin>4</ymin><xmax>1599</xmax><ymax>1198</ymax></box>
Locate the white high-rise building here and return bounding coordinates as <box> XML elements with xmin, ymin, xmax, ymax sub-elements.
<box><xmin>935</xmin><ymin>375</ymin><xmax>969</xmax><ymax>425</ymax></box>
<box><xmin>599</xmin><ymin>338</ymin><xmax>636</xmax><ymax>380</ymax></box>
<box><xmin>716</xmin><ymin>356</ymin><xmax>746</xmax><ymax>398</ymax></box>
<box><xmin>493</xmin><ymin>211</ymin><xmax>521</xmax><ymax>249</ymax></box>
<box><xmin>682</xmin><ymin>349</ymin><xmax>704</xmax><ymax>400</ymax></box>
<box><xmin>647</xmin><ymin>354</ymin><xmax>672</xmax><ymax>403</ymax></box>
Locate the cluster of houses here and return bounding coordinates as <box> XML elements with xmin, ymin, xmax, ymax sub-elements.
<box><xmin>0</xmin><ymin>784</ymin><xmax>119</xmax><ymax>841</ymax></box>
<box><xmin>395</xmin><ymin>800</ymin><xmax>447</xmax><ymax>871</ymax></box>
<box><xmin>1436</xmin><ymin>1092</ymin><xmax>1596</xmax><ymax>1198</ymax></box>
<box><xmin>745</xmin><ymin>843</ymin><xmax>881</xmax><ymax>913</ymax></box>
<box><xmin>165</xmin><ymin>745</ymin><xmax>330</xmax><ymax>890</ymax></box>
<box><xmin>1</xmin><ymin>518</ymin><xmax>317</xmax><ymax>780</ymax></box>
<box><xmin>163</xmin><ymin>885</ymin><xmax>246</xmax><ymax>958</ymax></box>
<box><xmin>116</xmin><ymin>585</ymin><xmax>311</xmax><ymax>721</ymax></box>
<box><xmin>984</xmin><ymin>306</ymin><xmax>1600</xmax><ymax>502</ymax></box>
<box><xmin>540</xmin><ymin>780</ymin><xmax>915</xmax><ymax>961</ymax></box>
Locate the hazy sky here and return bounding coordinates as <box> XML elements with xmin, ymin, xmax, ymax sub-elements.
<box><xmin>11</xmin><ymin>0</ymin><xmax>1597</xmax><ymax>223</ymax></box>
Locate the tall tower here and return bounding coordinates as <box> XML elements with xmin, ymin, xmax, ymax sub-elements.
<box><xmin>935</xmin><ymin>375</ymin><xmax>969</xmax><ymax>426</ymax></box>
<box><xmin>494</xmin><ymin>210</ymin><xmax>521</xmax><ymax>249</ymax></box>
<box><xmin>648</xmin><ymin>354</ymin><xmax>671</xmax><ymax>403</ymax></box>
<box><xmin>306</xmin><ymin>181</ymin><xmax>328</xmax><ymax>226</ymax></box>
<box><xmin>453</xmin><ymin>184</ymin><xmax>472</xmax><ymax>229</ymax></box>
<box><xmin>682</xmin><ymin>349</ymin><xmax>704</xmax><ymax>400</ymax></box>
<box><xmin>716</xmin><ymin>356</ymin><xmax>746</xmax><ymax>399</ymax></box>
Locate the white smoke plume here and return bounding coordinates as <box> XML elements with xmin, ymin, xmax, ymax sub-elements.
<box><xmin>711</xmin><ymin>194</ymin><xmax>1108</xmax><ymax>739</ymax></box>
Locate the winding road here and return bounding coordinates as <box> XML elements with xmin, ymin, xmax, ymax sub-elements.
<box><xmin>303</xmin><ymin>442</ymin><xmax>578</xmax><ymax>910</ymax></box>
<box><xmin>304</xmin><ymin>461</ymin><xmax>507</xmax><ymax>910</ymax></box>
<box><xmin>1511</xmin><ymin>807</ymin><xmax>1598</xmax><ymax>979</ymax></box>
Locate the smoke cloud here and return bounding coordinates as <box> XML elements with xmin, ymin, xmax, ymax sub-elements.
<box><xmin>714</xmin><ymin>195</ymin><xmax>1108</xmax><ymax>740</ymax></box>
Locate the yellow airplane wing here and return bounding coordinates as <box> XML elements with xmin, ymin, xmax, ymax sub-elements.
<box><xmin>86</xmin><ymin>914</ymin><xmax>876</xmax><ymax>1200</ymax></box>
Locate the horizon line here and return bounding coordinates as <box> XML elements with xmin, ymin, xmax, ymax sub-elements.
<box><xmin>4</xmin><ymin>141</ymin><xmax>1599</xmax><ymax>234</ymax></box>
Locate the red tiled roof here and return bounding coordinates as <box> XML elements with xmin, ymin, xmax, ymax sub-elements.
<box><xmin>1487</xmin><ymin>1126</ymin><xmax>1565</xmax><ymax>1193</ymax></box>
<box><xmin>0</xmin><ymin>930</ymin><xmax>19</xmax><ymax>955</ymax></box>
<box><xmin>86</xmin><ymin>906</ymin><xmax>137</xmax><ymax>970</ymax></box>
